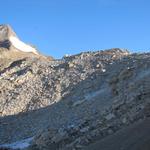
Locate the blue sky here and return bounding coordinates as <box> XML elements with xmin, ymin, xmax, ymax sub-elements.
<box><xmin>0</xmin><ymin>0</ymin><xmax>150</xmax><ymax>58</ymax></box>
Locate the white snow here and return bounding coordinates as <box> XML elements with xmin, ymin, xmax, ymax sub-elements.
<box><xmin>101</xmin><ymin>68</ymin><xmax>106</xmax><ymax>72</ymax></box>
<box><xmin>0</xmin><ymin>137</ymin><xmax>33</xmax><ymax>149</ymax></box>
<box><xmin>84</xmin><ymin>88</ymin><xmax>107</xmax><ymax>100</ymax></box>
<box><xmin>9</xmin><ymin>36</ymin><xmax>38</xmax><ymax>55</ymax></box>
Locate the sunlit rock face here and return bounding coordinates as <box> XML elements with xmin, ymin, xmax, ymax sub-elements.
<box><xmin>0</xmin><ymin>24</ymin><xmax>17</xmax><ymax>40</ymax></box>
<box><xmin>0</xmin><ymin>24</ymin><xmax>38</xmax><ymax>54</ymax></box>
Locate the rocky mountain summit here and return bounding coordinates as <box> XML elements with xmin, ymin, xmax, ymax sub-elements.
<box><xmin>0</xmin><ymin>25</ymin><xmax>150</xmax><ymax>150</ymax></box>
<box><xmin>0</xmin><ymin>25</ymin><xmax>52</xmax><ymax>63</ymax></box>
<box><xmin>0</xmin><ymin>24</ymin><xmax>38</xmax><ymax>55</ymax></box>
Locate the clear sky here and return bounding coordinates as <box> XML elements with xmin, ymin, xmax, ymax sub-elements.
<box><xmin>0</xmin><ymin>0</ymin><xmax>150</xmax><ymax>58</ymax></box>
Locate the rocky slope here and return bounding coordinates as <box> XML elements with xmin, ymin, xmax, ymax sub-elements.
<box><xmin>0</xmin><ymin>48</ymin><xmax>128</xmax><ymax>116</ymax></box>
<box><xmin>85</xmin><ymin>118</ymin><xmax>150</xmax><ymax>150</ymax></box>
<box><xmin>26</xmin><ymin>52</ymin><xmax>150</xmax><ymax>150</ymax></box>
<box><xmin>0</xmin><ymin>25</ymin><xmax>150</xmax><ymax>150</ymax></box>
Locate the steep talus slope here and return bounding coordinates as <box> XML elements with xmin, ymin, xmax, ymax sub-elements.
<box><xmin>0</xmin><ymin>24</ymin><xmax>150</xmax><ymax>150</ymax></box>
<box><xmin>0</xmin><ymin>48</ymin><xmax>129</xmax><ymax>144</ymax></box>
<box><xmin>0</xmin><ymin>50</ymin><xmax>150</xmax><ymax>150</ymax></box>
<box><xmin>26</xmin><ymin>53</ymin><xmax>150</xmax><ymax>150</ymax></box>
<box><xmin>0</xmin><ymin>48</ymin><xmax>128</xmax><ymax>116</ymax></box>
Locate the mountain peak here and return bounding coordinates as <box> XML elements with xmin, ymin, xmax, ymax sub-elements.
<box><xmin>0</xmin><ymin>24</ymin><xmax>17</xmax><ymax>41</ymax></box>
<box><xmin>0</xmin><ymin>24</ymin><xmax>39</xmax><ymax>55</ymax></box>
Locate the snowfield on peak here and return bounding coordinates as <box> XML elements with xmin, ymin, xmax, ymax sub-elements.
<box><xmin>9</xmin><ymin>36</ymin><xmax>38</xmax><ymax>55</ymax></box>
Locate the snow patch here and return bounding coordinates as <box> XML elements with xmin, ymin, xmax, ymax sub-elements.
<box><xmin>9</xmin><ymin>36</ymin><xmax>38</xmax><ymax>55</ymax></box>
<box><xmin>101</xmin><ymin>68</ymin><xmax>106</xmax><ymax>72</ymax></box>
<box><xmin>84</xmin><ymin>88</ymin><xmax>107</xmax><ymax>100</ymax></box>
<box><xmin>0</xmin><ymin>137</ymin><xmax>33</xmax><ymax>149</ymax></box>
<box><xmin>73</xmin><ymin>88</ymin><xmax>108</xmax><ymax>107</ymax></box>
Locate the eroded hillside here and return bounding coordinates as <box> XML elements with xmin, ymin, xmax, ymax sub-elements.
<box><xmin>0</xmin><ymin>25</ymin><xmax>150</xmax><ymax>150</ymax></box>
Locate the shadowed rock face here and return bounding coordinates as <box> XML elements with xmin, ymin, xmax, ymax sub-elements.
<box><xmin>0</xmin><ymin>25</ymin><xmax>15</xmax><ymax>50</ymax></box>
<box><xmin>84</xmin><ymin>118</ymin><xmax>150</xmax><ymax>150</ymax></box>
<box><xmin>0</xmin><ymin>40</ymin><xmax>11</xmax><ymax>49</ymax></box>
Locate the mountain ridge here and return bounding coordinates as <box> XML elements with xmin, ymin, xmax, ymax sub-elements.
<box><xmin>0</xmin><ymin>25</ymin><xmax>150</xmax><ymax>150</ymax></box>
<box><xmin>0</xmin><ymin>24</ymin><xmax>54</xmax><ymax>61</ymax></box>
